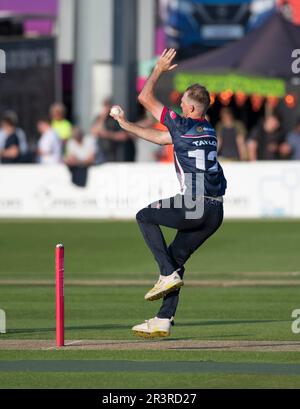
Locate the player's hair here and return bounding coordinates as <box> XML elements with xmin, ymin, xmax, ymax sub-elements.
<box><xmin>185</xmin><ymin>84</ymin><xmax>210</xmax><ymax>114</ymax></box>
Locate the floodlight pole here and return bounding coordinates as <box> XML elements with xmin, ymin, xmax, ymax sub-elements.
<box><xmin>113</xmin><ymin>0</ymin><xmax>138</xmax><ymax>123</ymax></box>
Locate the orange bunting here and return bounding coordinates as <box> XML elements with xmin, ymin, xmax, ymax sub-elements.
<box><xmin>284</xmin><ymin>94</ymin><xmax>296</xmax><ymax>109</ymax></box>
<box><xmin>251</xmin><ymin>94</ymin><xmax>264</xmax><ymax>112</ymax></box>
<box><xmin>219</xmin><ymin>90</ymin><xmax>233</xmax><ymax>106</ymax></box>
<box><xmin>267</xmin><ymin>96</ymin><xmax>279</xmax><ymax>108</ymax></box>
<box><xmin>234</xmin><ymin>91</ymin><xmax>247</xmax><ymax>107</ymax></box>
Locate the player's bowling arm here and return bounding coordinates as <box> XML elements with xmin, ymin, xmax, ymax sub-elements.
<box><xmin>118</xmin><ymin>120</ymin><xmax>172</xmax><ymax>146</ymax></box>
<box><xmin>110</xmin><ymin>105</ymin><xmax>172</xmax><ymax>145</ymax></box>
<box><xmin>138</xmin><ymin>49</ymin><xmax>178</xmax><ymax>122</ymax></box>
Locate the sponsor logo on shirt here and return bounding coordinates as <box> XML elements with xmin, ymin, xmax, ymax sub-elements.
<box><xmin>170</xmin><ymin>110</ymin><xmax>177</xmax><ymax>120</ymax></box>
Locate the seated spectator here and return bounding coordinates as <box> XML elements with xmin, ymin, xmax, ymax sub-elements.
<box><xmin>37</xmin><ymin>117</ymin><xmax>62</xmax><ymax>164</ymax></box>
<box><xmin>50</xmin><ymin>102</ymin><xmax>72</xmax><ymax>143</ymax></box>
<box><xmin>64</xmin><ymin>127</ymin><xmax>97</xmax><ymax>187</ymax></box>
<box><xmin>216</xmin><ymin>108</ymin><xmax>248</xmax><ymax>161</ymax></box>
<box><xmin>65</xmin><ymin>127</ymin><xmax>97</xmax><ymax>166</ymax></box>
<box><xmin>0</xmin><ymin>115</ymin><xmax>21</xmax><ymax>164</ymax></box>
<box><xmin>0</xmin><ymin>111</ymin><xmax>28</xmax><ymax>161</ymax></box>
<box><xmin>280</xmin><ymin>118</ymin><xmax>300</xmax><ymax>160</ymax></box>
<box><xmin>248</xmin><ymin>114</ymin><xmax>284</xmax><ymax>160</ymax></box>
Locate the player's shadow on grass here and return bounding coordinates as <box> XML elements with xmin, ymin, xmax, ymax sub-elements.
<box><xmin>178</xmin><ymin>319</ymin><xmax>288</xmax><ymax>327</ymax></box>
<box><xmin>6</xmin><ymin>323</ymin><xmax>134</xmax><ymax>335</ymax></box>
<box><xmin>6</xmin><ymin>319</ymin><xmax>288</xmax><ymax>336</ymax></box>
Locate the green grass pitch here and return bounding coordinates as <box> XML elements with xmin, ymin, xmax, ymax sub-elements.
<box><xmin>0</xmin><ymin>219</ymin><xmax>300</xmax><ymax>388</ymax></box>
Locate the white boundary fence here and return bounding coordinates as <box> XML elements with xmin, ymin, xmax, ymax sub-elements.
<box><xmin>0</xmin><ymin>162</ymin><xmax>300</xmax><ymax>218</ymax></box>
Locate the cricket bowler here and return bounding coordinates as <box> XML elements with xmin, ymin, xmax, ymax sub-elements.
<box><xmin>110</xmin><ymin>48</ymin><xmax>227</xmax><ymax>338</ymax></box>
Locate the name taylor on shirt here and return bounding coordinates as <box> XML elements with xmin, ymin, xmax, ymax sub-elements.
<box><xmin>192</xmin><ymin>140</ymin><xmax>217</xmax><ymax>147</ymax></box>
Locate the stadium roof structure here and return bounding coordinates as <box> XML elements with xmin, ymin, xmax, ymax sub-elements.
<box><xmin>175</xmin><ymin>11</ymin><xmax>300</xmax><ymax>97</ymax></box>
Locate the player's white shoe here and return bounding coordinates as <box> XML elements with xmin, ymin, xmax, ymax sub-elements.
<box><xmin>144</xmin><ymin>270</ymin><xmax>184</xmax><ymax>301</ymax></box>
<box><xmin>132</xmin><ymin>317</ymin><xmax>172</xmax><ymax>338</ymax></box>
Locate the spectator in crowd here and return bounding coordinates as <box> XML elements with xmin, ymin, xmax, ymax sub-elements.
<box><xmin>0</xmin><ymin>115</ymin><xmax>21</xmax><ymax>164</ymax></box>
<box><xmin>155</xmin><ymin>121</ymin><xmax>174</xmax><ymax>163</ymax></box>
<box><xmin>0</xmin><ymin>125</ymin><xmax>3</xmax><ymax>151</ymax></box>
<box><xmin>169</xmin><ymin>90</ymin><xmax>183</xmax><ymax>115</ymax></box>
<box><xmin>248</xmin><ymin>114</ymin><xmax>284</xmax><ymax>160</ymax></box>
<box><xmin>64</xmin><ymin>126</ymin><xmax>97</xmax><ymax>167</ymax></box>
<box><xmin>64</xmin><ymin>127</ymin><xmax>97</xmax><ymax>187</ymax></box>
<box><xmin>37</xmin><ymin>117</ymin><xmax>62</xmax><ymax>164</ymax></box>
<box><xmin>216</xmin><ymin>107</ymin><xmax>248</xmax><ymax>161</ymax></box>
<box><xmin>279</xmin><ymin>117</ymin><xmax>300</xmax><ymax>160</ymax></box>
<box><xmin>133</xmin><ymin>112</ymin><xmax>161</xmax><ymax>162</ymax></box>
<box><xmin>157</xmin><ymin>143</ymin><xmax>174</xmax><ymax>163</ymax></box>
<box><xmin>50</xmin><ymin>102</ymin><xmax>72</xmax><ymax>143</ymax></box>
<box><xmin>154</xmin><ymin>92</ymin><xmax>179</xmax><ymax>163</ymax></box>
<box><xmin>93</xmin><ymin>98</ymin><xmax>128</xmax><ymax>161</ymax></box>
<box><xmin>89</xmin><ymin>124</ymin><xmax>106</xmax><ymax>164</ymax></box>
<box><xmin>0</xmin><ymin>111</ymin><xmax>28</xmax><ymax>161</ymax></box>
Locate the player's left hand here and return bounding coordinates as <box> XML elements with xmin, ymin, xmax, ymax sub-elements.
<box><xmin>155</xmin><ymin>48</ymin><xmax>178</xmax><ymax>73</ymax></box>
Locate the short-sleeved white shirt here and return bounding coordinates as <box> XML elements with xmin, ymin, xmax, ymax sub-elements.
<box><xmin>66</xmin><ymin>135</ymin><xmax>97</xmax><ymax>162</ymax></box>
<box><xmin>38</xmin><ymin>129</ymin><xmax>62</xmax><ymax>164</ymax></box>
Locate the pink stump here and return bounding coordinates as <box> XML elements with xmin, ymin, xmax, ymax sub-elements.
<box><xmin>55</xmin><ymin>244</ymin><xmax>64</xmax><ymax>347</ymax></box>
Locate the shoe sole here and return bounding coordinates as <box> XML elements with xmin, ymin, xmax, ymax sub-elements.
<box><xmin>132</xmin><ymin>330</ymin><xmax>170</xmax><ymax>339</ymax></box>
<box><xmin>145</xmin><ymin>281</ymin><xmax>184</xmax><ymax>301</ymax></box>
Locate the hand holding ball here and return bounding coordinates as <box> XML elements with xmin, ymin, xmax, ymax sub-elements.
<box><xmin>110</xmin><ymin>105</ymin><xmax>125</xmax><ymax>123</ymax></box>
<box><xmin>110</xmin><ymin>106</ymin><xmax>121</xmax><ymax>118</ymax></box>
